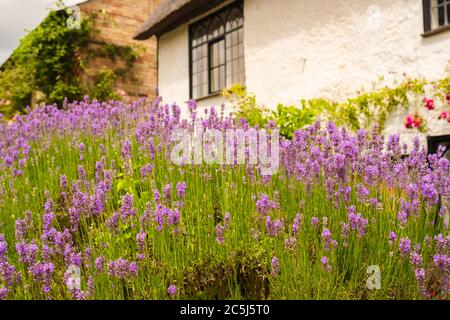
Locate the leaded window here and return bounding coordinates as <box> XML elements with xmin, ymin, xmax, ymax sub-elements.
<box><xmin>189</xmin><ymin>1</ymin><xmax>244</xmax><ymax>99</ymax></box>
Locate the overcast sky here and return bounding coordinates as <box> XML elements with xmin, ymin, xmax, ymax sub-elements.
<box><xmin>0</xmin><ymin>0</ymin><xmax>82</xmax><ymax>64</ymax></box>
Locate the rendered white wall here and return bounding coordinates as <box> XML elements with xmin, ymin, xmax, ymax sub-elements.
<box><xmin>158</xmin><ymin>24</ymin><xmax>190</xmax><ymax>107</ymax></box>
<box><xmin>157</xmin><ymin>0</ymin><xmax>450</xmax><ymax>143</ymax></box>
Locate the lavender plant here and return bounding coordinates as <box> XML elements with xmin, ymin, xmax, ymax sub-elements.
<box><xmin>0</xmin><ymin>96</ymin><xmax>448</xmax><ymax>300</ymax></box>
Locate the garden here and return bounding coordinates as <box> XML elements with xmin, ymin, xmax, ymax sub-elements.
<box><xmin>0</xmin><ymin>90</ymin><xmax>449</xmax><ymax>300</ymax></box>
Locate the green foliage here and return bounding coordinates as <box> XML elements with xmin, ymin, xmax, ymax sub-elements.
<box><xmin>223</xmin><ymin>84</ymin><xmax>322</xmax><ymax>138</ymax></box>
<box><xmin>224</xmin><ymin>75</ymin><xmax>449</xmax><ymax>138</ymax></box>
<box><xmin>0</xmin><ymin>10</ymin><xmax>91</xmax><ymax>113</ymax></box>
<box><xmin>89</xmin><ymin>69</ymin><xmax>120</xmax><ymax>102</ymax></box>
<box><xmin>0</xmin><ymin>7</ymin><xmax>141</xmax><ymax>116</ymax></box>
<box><xmin>222</xmin><ymin>84</ymin><xmax>271</xmax><ymax>128</ymax></box>
<box><xmin>333</xmin><ymin>78</ymin><xmax>427</xmax><ymax>131</ymax></box>
<box><xmin>272</xmin><ymin>102</ymin><xmax>322</xmax><ymax>139</ymax></box>
<box><xmin>96</xmin><ymin>43</ymin><xmax>141</xmax><ymax>68</ymax></box>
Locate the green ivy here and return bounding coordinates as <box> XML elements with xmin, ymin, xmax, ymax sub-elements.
<box><xmin>90</xmin><ymin>69</ymin><xmax>121</xmax><ymax>102</ymax></box>
<box><xmin>0</xmin><ymin>7</ymin><xmax>142</xmax><ymax>116</ymax></box>
<box><xmin>0</xmin><ymin>10</ymin><xmax>91</xmax><ymax>114</ymax></box>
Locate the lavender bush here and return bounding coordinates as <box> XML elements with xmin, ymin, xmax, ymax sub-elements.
<box><xmin>0</xmin><ymin>97</ymin><xmax>449</xmax><ymax>300</ymax></box>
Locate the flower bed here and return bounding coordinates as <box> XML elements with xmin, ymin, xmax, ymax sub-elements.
<box><xmin>0</xmin><ymin>97</ymin><xmax>449</xmax><ymax>300</ymax></box>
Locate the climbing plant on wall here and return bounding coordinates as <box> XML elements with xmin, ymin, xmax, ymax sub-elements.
<box><xmin>223</xmin><ymin>67</ymin><xmax>450</xmax><ymax>138</ymax></box>
<box><xmin>0</xmin><ymin>7</ymin><xmax>141</xmax><ymax>116</ymax></box>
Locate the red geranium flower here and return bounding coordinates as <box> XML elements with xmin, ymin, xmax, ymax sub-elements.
<box><xmin>405</xmin><ymin>113</ymin><xmax>423</xmax><ymax>129</ymax></box>
<box><xmin>404</xmin><ymin>115</ymin><xmax>414</xmax><ymax>129</ymax></box>
<box><xmin>413</xmin><ymin>116</ymin><xmax>422</xmax><ymax>128</ymax></box>
<box><xmin>422</xmin><ymin>97</ymin><xmax>435</xmax><ymax>110</ymax></box>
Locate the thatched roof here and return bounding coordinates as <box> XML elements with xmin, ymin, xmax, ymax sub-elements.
<box><xmin>134</xmin><ymin>0</ymin><xmax>226</xmax><ymax>40</ymax></box>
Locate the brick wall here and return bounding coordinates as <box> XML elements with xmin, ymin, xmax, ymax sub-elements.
<box><xmin>78</xmin><ymin>0</ymin><xmax>161</xmax><ymax>100</ymax></box>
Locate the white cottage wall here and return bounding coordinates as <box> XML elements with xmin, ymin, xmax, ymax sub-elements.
<box><xmin>158</xmin><ymin>0</ymin><xmax>450</xmax><ymax>143</ymax></box>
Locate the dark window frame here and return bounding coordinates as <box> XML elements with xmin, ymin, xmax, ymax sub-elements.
<box><xmin>208</xmin><ymin>36</ymin><xmax>226</xmax><ymax>94</ymax></box>
<box><xmin>423</xmin><ymin>0</ymin><xmax>450</xmax><ymax>37</ymax></box>
<box><xmin>427</xmin><ymin>134</ymin><xmax>450</xmax><ymax>156</ymax></box>
<box><xmin>189</xmin><ymin>0</ymin><xmax>244</xmax><ymax>100</ymax></box>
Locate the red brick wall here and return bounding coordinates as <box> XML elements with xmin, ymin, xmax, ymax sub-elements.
<box><xmin>78</xmin><ymin>0</ymin><xmax>161</xmax><ymax>100</ymax></box>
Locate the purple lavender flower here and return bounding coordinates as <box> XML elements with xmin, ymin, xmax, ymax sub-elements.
<box><xmin>140</xmin><ymin>203</ymin><xmax>152</xmax><ymax>228</ymax></box>
<box><xmin>70</xmin><ymin>252</ymin><xmax>82</xmax><ymax>268</ymax></box>
<box><xmin>434</xmin><ymin>234</ymin><xmax>450</xmax><ymax>254</ymax></box>
<box><xmin>108</xmin><ymin>258</ymin><xmax>137</xmax><ymax>279</ymax></box>
<box><xmin>95</xmin><ymin>256</ymin><xmax>105</xmax><ymax>272</ymax></box>
<box><xmin>121</xmin><ymin>139</ymin><xmax>132</xmax><ymax>160</ymax></box>
<box><xmin>341</xmin><ymin>222</ymin><xmax>350</xmax><ymax>239</ymax></box>
<box><xmin>169</xmin><ymin>208</ymin><xmax>180</xmax><ymax>226</ymax></box>
<box><xmin>292</xmin><ymin>213</ymin><xmax>302</xmax><ymax>236</ymax></box>
<box><xmin>140</xmin><ymin>163</ymin><xmax>153</xmax><ymax>178</ymax></box>
<box><xmin>79</xmin><ymin>143</ymin><xmax>85</xmax><ymax>161</ymax></box>
<box><xmin>129</xmin><ymin>262</ymin><xmax>138</xmax><ymax>277</ymax></box>
<box><xmin>433</xmin><ymin>254</ymin><xmax>450</xmax><ymax>295</ymax></box>
<box><xmin>154</xmin><ymin>204</ymin><xmax>168</xmax><ymax>232</ymax></box>
<box><xmin>60</xmin><ymin>175</ymin><xmax>68</xmax><ymax>190</ymax></box>
<box><xmin>15</xmin><ymin>210</ymin><xmax>31</xmax><ymax>242</ymax></box>
<box><xmin>176</xmin><ymin>182</ymin><xmax>187</xmax><ymax>198</ymax></box>
<box><xmin>311</xmin><ymin>217</ymin><xmax>319</xmax><ymax>228</ymax></box>
<box><xmin>284</xmin><ymin>237</ymin><xmax>297</xmax><ymax>250</ymax></box>
<box><xmin>87</xmin><ymin>276</ymin><xmax>95</xmax><ymax>297</ymax></box>
<box><xmin>224</xmin><ymin>212</ymin><xmax>231</xmax><ymax>228</ymax></box>
<box><xmin>267</xmin><ymin>120</ymin><xmax>277</xmax><ymax>129</ymax></box>
<box><xmin>256</xmin><ymin>194</ymin><xmax>278</xmax><ymax>216</ymax></box>
<box><xmin>137</xmin><ymin>253</ymin><xmax>145</xmax><ymax>261</ymax></box>
<box><xmin>321</xmin><ymin>228</ymin><xmax>332</xmax><ymax>251</ymax></box>
<box><xmin>388</xmin><ymin>231</ymin><xmax>397</xmax><ymax>245</ymax></box>
<box><xmin>187</xmin><ymin>99</ymin><xmax>197</xmax><ymax>113</ymax></box>
<box><xmin>106</xmin><ymin>211</ymin><xmax>120</xmax><ymax>233</ymax></box>
<box><xmin>136</xmin><ymin>230</ymin><xmax>146</xmax><ymax>252</ymax></box>
<box><xmin>410</xmin><ymin>251</ymin><xmax>423</xmax><ymax>267</ymax></box>
<box><xmin>265</xmin><ymin>216</ymin><xmax>284</xmax><ymax>237</ymax></box>
<box><xmin>271</xmin><ymin>256</ymin><xmax>280</xmax><ymax>276</ymax></box>
<box><xmin>433</xmin><ymin>254</ymin><xmax>449</xmax><ymax>272</ymax></box>
<box><xmin>357</xmin><ymin>184</ymin><xmax>370</xmax><ymax>201</ymax></box>
<box><xmin>347</xmin><ymin>208</ymin><xmax>368</xmax><ymax>237</ymax></box>
<box><xmin>120</xmin><ymin>194</ymin><xmax>137</xmax><ymax>222</ymax></box>
<box><xmin>16</xmin><ymin>241</ymin><xmax>38</xmax><ymax>265</ymax></box>
<box><xmin>0</xmin><ymin>287</ymin><xmax>8</xmax><ymax>300</ymax></box>
<box><xmin>153</xmin><ymin>188</ymin><xmax>161</xmax><ymax>203</ymax></box>
<box><xmin>397</xmin><ymin>199</ymin><xmax>411</xmax><ymax>226</ymax></box>
<box><xmin>0</xmin><ymin>235</ymin><xmax>18</xmax><ymax>287</ymax></box>
<box><xmin>320</xmin><ymin>256</ymin><xmax>332</xmax><ymax>272</ymax></box>
<box><xmin>163</xmin><ymin>183</ymin><xmax>172</xmax><ymax>201</ymax></box>
<box><xmin>415</xmin><ymin>268</ymin><xmax>430</xmax><ymax>299</ymax></box>
<box><xmin>94</xmin><ymin>160</ymin><xmax>105</xmax><ymax>182</ymax></box>
<box><xmin>43</xmin><ymin>198</ymin><xmax>54</xmax><ymax>232</ymax></box>
<box><xmin>29</xmin><ymin>262</ymin><xmax>54</xmax><ymax>294</ymax></box>
<box><xmin>421</xmin><ymin>183</ymin><xmax>438</xmax><ymax>205</ymax></box>
<box><xmin>77</xmin><ymin>165</ymin><xmax>86</xmax><ymax>181</ymax></box>
<box><xmin>399</xmin><ymin>238</ymin><xmax>411</xmax><ymax>257</ymax></box>
<box><xmin>216</xmin><ymin>225</ymin><xmax>225</xmax><ymax>245</ymax></box>
<box><xmin>167</xmin><ymin>284</ymin><xmax>177</xmax><ymax>298</ymax></box>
